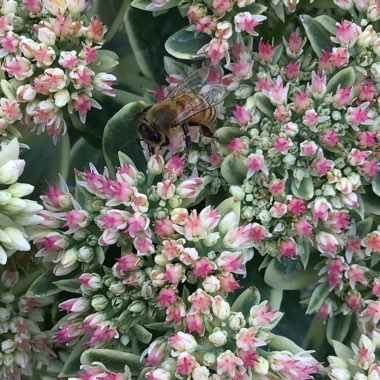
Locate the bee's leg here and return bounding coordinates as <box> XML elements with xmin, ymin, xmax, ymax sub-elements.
<box><xmin>188</xmin><ymin>122</ymin><xmax>214</xmax><ymax>138</ymax></box>
<box><xmin>181</xmin><ymin>123</ymin><xmax>192</xmax><ymax>148</ymax></box>
<box><xmin>161</xmin><ymin>136</ymin><xmax>170</xmax><ymax>147</ymax></box>
<box><xmin>135</xmin><ymin>137</ymin><xmax>144</xmax><ymax>149</ymax></box>
<box><xmin>129</xmin><ymin>105</ymin><xmax>153</xmax><ymax>121</ymax></box>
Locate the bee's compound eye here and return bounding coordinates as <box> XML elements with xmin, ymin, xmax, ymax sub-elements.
<box><xmin>149</xmin><ymin>131</ymin><xmax>162</xmax><ymax>143</ymax></box>
<box><xmin>138</xmin><ymin>123</ymin><xmax>148</xmax><ymax>133</ymax></box>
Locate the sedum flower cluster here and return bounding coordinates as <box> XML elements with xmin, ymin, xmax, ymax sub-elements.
<box><xmin>33</xmin><ymin>153</ymin><xmax>321</xmax><ymax>379</ymax></box>
<box><xmin>0</xmin><ymin>137</ymin><xmax>43</xmax><ymax>265</ymax></box>
<box><xmin>0</xmin><ymin>0</ymin><xmax>117</xmax><ymax>142</ymax></box>
<box><xmin>327</xmin><ymin>329</ymin><xmax>380</xmax><ymax>380</ymax></box>
<box><xmin>0</xmin><ymin>253</ymin><xmax>56</xmax><ymax>380</ymax></box>
<box><xmin>140</xmin><ymin>0</ymin><xmax>380</xmax><ymax>327</ymax></box>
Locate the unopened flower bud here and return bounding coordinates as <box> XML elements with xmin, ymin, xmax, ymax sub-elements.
<box><xmin>38</xmin><ymin>27</ymin><xmax>56</xmax><ymax>45</ymax></box>
<box><xmin>218</xmin><ymin>211</ymin><xmax>238</xmax><ymax>235</ymax></box>
<box><xmin>7</xmin><ymin>183</ymin><xmax>34</xmax><ymax>198</ymax></box>
<box><xmin>91</xmin><ymin>294</ymin><xmax>108</xmax><ymax>311</ymax></box>
<box><xmin>128</xmin><ymin>300</ymin><xmax>146</xmax><ymax>315</ymax></box>
<box><xmin>202</xmin><ymin>353</ymin><xmax>216</xmax><ymax>367</ymax></box>
<box><xmin>0</xmin><ymin>159</ymin><xmax>25</xmax><ymax>184</ymax></box>
<box><xmin>212</xmin><ymin>295</ymin><xmax>231</xmax><ymax>320</ymax></box>
<box><xmin>77</xmin><ymin>246</ymin><xmax>93</xmax><ymax>262</ymax></box>
<box><xmin>254</xmin><ymin>356</ymin><xmax>269</xmax><ymax>375</ymax></box>
<box><xmin>148</xmin><ymin>155</ymin><xmax>165</xmax><ymax>175</ymax></box>
<box><xmin>229</xmin><ymin>185</ymin><xmax>245</xmax><ymax>200</ymax></box>
<box><xmin>209</xmin><ymin>330</ymin><xmax>228</xmax><ymax>347</ymax></box>
<box><xmin>204</xmin><ymin>232</ymin><xmax>220</xmax><ymax>247</ymax></box>
<box><xmin>0</xmin><ymin>191</ymin><xmax>11</xmax><ymax>205</ymax></box>
<box><xmin>61</xmin><ymin>247</ymin><xmax>78</xmax><ymax>267</ymax></box>
<box><xmin>229</xmin><ymin>312</ymin><xmax>246</xmax><ymax>330</ymax></box>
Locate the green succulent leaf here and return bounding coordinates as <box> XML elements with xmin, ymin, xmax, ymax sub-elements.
<box><xmin>130</xmin><ymin>325</ymin><xmax>153</xmax><ymax>344</ymax></box>
<box><xmin>91</xmin><ymin>50</ymin><xmax>119</xmax><ymax>73</ymax></box>
<box><xmin>165</xmin><ymin>26</ymin><xmax>211</xmax><ymax>60</ymax></box>
<box><xmin>1</xmin><ymin>79</ymin><xmax>15</xmax><ymax>100</ymax></box>
<box><xmin>81</xmin><ymin>349</ymin><xmax>142</xmax><ymax>372</ymax></box>
<box><xmin>306</xmin><ymin>283</ymin><xmax>330</xmax><ymax>314</ymax></box>
<box><xmin>356</xmin><ymin>217</ymin><xmax>373</xmax><ymax>239</ymax></box>
<box><xmin>231</xmin><ymin>287</ymin><xmax>261</xmax><ymax>317</ymax></box>
<box><xmin>102</xmin><ymin>101</ymin><xmax>147</xmax><ymax>175</ymax></box>
<box><xmin>264</xmin><ymin>257</ymin><xmax>319</xmax><ymax>290</ymax></box>
<box><xmin>268</xmin><ymin>335</ymin><xmax>304</xmax><ymax>354</ymax></box>
<box><xmin>58</xmin><ymin>337</ymin><xmax>88</xmax><ymax>377</ymax></box>
<box><xmin>26</xmin><ymin>270</ymin><xmax>62</xmax><ymax>297</ymax></box>
<box><xmin>300</xmin><ymin>14</ymin><xmax>334</xmax><ymax>56</ymax></box>
<box><xmin>326</xmin><ymin>314</ymin><xmax>353</xmax><ymax>345</ymax></box>
<box><xmin>216</xmin><ymin>196</ymin><xmax>241</xmax><ymax>220</ymax></box>
<box><xmin>254</xmin><ymin>93</ymin><xmax>275</xmax><ymax>118</ymax></box>
<box><xmin>53</xmin><ymin>279</ymin><xmax>81</xmax><ymax>294</ymax></box>
<box><xmin>326</xmin><ymin>67</ymin><xmax>356</xmax><ymax>94</ymax></box>
<box><xmin>314</xmin><ymin>15</ymin><xmax>337</xmax><ymax>34</ymax></box>
<box><xmin>125</xmin><ymin>6</ymin><xmax>187</xmax><ymax>83</ymax></box>
<box><xmin>131</xmin><ymin>0</ymin><xmax>179</xmax><ymax>11</ymax></box>
<box><xmin>144</xmin><ymin>322</ymin><xmax>167</xmax><ymax>331</ymax></box>
<box><xmin>291</xmin><ymin>176</ymin><xmax>314</xmax><ymax>200</ymax></box>
<box><xmin>331</xmin><ymin>340</ymin><xmax>354</xmax><ymax>362</ymax></box>
<box><xmin>372</xmin><ymin>172</ymin><xmax>380</xmax><ymax>197</ymax></box>
<box><xmin>220</xmin><ymin>154</ymin><xmax>248</xmax><ymax>185</ymax></box>
<box><xmin>20</xmin><ymin>132</ymin><xmax>70</xmax><ymax>198</ymax></box>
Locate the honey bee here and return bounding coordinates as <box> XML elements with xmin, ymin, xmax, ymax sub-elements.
<box><xmin>134</xmin><ymin>67</ymin><xmax>229</xmax><ymax>153</ymax></box>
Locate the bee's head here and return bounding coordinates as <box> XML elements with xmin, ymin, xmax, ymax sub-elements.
<box><xmin>138</xmin><ymin>123</ymin><xmax>163</xmax><ymax>146</ymax></box>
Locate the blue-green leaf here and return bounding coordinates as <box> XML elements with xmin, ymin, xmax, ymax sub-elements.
<box><xmin>102</xmin><ymin>101</ymin><xmax>147</xmax><ymax>174</ymax></box>
<box><xmin>220</xmin><ymin>153</ymin><xmax>248</xmax><ymax>185</ymax></box>
<box><xmin>326</xmin><ymin>67</ymin><xmax>356</xmax><ymax>93</ymax></box>
<box><xmin>80</xmin><ymin>349</ymin><xmax>142</xmax><ymax>372</ymax></box>
<box><xmin>300</xmin><ymin>14</ymin><xmax>334</xmax><ymax>56</ymax></box>
<box><xmin>231</xmin><ymin>287</ymin><xmax>261</xmax><ymax>317</ymax></box>
<box><xmin>264</xmin><ymin>257</ymin><xmax>318</xmax><ymax>290</ymax></box>
<box><xmin>165</xmin><ymin>26</ymin><xmax>210</xmax><ymax>60</ymax></box>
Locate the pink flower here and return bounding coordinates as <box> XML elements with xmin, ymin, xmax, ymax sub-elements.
<box><xmin>176</xmin><ymin>353</ymin><xmax>197</xmax><ymax>375</ymax></box>
<box><xmin>194</xmin><ymin>16</ymin><xmax>217</xmax><ymax>35</ymax></box>
<box><xmin>145</xmin><ymin>339</ymin><xmax>167</xmax><ymax>367</ymax></box>
<box><xmin>321</xmin><ymin>129</ymin><xmax>339</xmax><ymax>147</ymax></box>
<box><xmin>0</xmin><ymin>98</ymin><xmax>22</xmax><ymax>124</ymax></box>
<box><xmin>346</xmin><ymin>291</ymin><xmax>361</xmax><ymax>311</ymax></box>
<box><xmin>216</xmin><ymin>251</ymin><xmax>245</xmax><ymax>273</ymax></box>
<box><xmin>1</xmin><ymin>32</ymin><xmax>18</xmax><ymax>52</ymax></box>
<box><xmin>358</xmin><ymin>83</ymin><xmax>376</xmax><ymax>102</ymax></box>
<box><xmin>330</xmin><ymin>47</ymin><xmax>349</xmax><ymax>67</ymax></box>
<box><xmin>257</xmin><ymin>40</ymin><xmax>276</xmax><ymax>63</ymax></box>
<box><xmin>193</xmin><ymin>257</ymin><xmax>215</xmax><ymax>279</ymax></box>
<box><xmin>316</xmin><ymin>231</ymin><xmax>340</xmax><ymax>257</ymax></box>
<box><xmin>217</xmin><ymin>350</ymin><xmax>244</xmax><ymax>377</ymax></box>
<box><xmin>212</xmin><ymin>0</ymin><xmax>233</xmax><ymax>15</ymax></box>
<box><xmin>93</xmin><ymin>73</ymin><xmax>117</xmax><ymax>96</ymax></box>
<box><xmin>279</xmin><ymin>238</ymin><xmax>298</xmax><ymax>258</ymax></box>
<box><xmin>59</xmin><ymin>297</ymin><xmax>89</xmax><ymax>313</ymax></box>
<box><xmin>287</xmin><ymin>198</ymin><xmax>307</xmax><ymax>215</ymax></box>
<box><xmin>293</xmin><ymin>218</ymin><xmax>313</xmax><ymax>237</ymax></box>
<box><xmin>54</xmin><ymin>321</ymin><xmax>83</xmax><ymax>344</ymax></box>
<box><xmin>283</xmin><ymin>61</ymin><xmax>301</xmax><ymax>80</ymax></box>
<box><xmin>116</xmin><ymin>253</ymin><xmax>141</xmax><ymax>272</ymax></box>
<box><xmin>357</xmin><ymin>131</ymin><xmax>377</xmax><ymax>148</ymax></box>
<box><xmin>308</xmin><ymin>71</ymin><xmax>326</xmax><ymax>99</ymax></box>
<box><xmin>294</xmin><ymin>90</ymin><xmax>311</xmax><ymax>113</ymax></box>
<box><xmin>168</xmin><ymin>332</ymin><xmax>197</xmax><ymax>353</ymax></box>
<box><xmin>249</xmin><ymin>301</ymin><xmax>282</xmax><ymax>329</ymax></box>
<box><xmin>332</xmin><ymin>19</ymin><xmax>361</xmax><ymax>47</ymax></box>
<box><xmin>332</xmin><ymin>86</ymin><xmax>354</xmax><ymax>109</ymax></box>
<box><xmin>269</xmin><ymin>179</ymin><xmax>285</xmax><ymax>197</ymax></box>
<box><xmin>263</xmin><ymin>76</ymin><xmax>289</xmax><ymax>105</ymax></box>
<box><xmin>300</xmin><ymin>141</ymin><xmax>318</xmax><ymax>156</ymax></box>
<box><xmin>236</xmin><ymin>327</ymin><xmax>266</xmax><ymax>351</ymax></box>
<box><xmin>272</xmin><ymin>137</ymin><xmax>292</xmax><ymax>153</ymax></box>
<box><xmin>3</xmin><ymin>56</ymin><xmax>33</xmax><ymax>80</ymax></box>
<box><xmin>186</xmin><ymin>314</ymin><xmax>204</xmax><ymax>335</ymax></box>
<box><xmin>362</xmin><ymin>231</ymin><xmax>380</xmax><ymax>255</ymax></box>
<box><xmin>346</xmin><ymin>102</ymin><xmax>374</xmax><ymax>130</ymax></box>
<box><xmin>188</xmin><ymin>289</ymin><xmax>212</xmax><ymax>314</ymax></box>
<box><xmin>203</xmin><ymin>38</ymin><xmax>229</xmax><ymax>64</ymax></box>
<box><xmin>86</xmin><ymin>17</ymin><xmax>107</xmax><ymax>42</ymax></box>
<box><xmin>319</xmin><ymin>51</ymin><xmax>334</xmax><ymax>71</ymax></box>
<box><xmin>269</xmin><ymin>351</ymin><xmax>321</xmax><ymax>379</ymax></box>
<box><xmin>24</xmin><ymin>0</ymin><xmax>42</xmax><ymax>13</ymax></box>
<box><xmin>284</xmin><ymin>29</ymin><xmax>305</xmax><ymax>56</ymax></box>
<box><xmin>244</xmin><ymin>153</ymin><xmax>269</xmax><ymax>178</ymax></box>
<box><xmin>176</xmin><ymin>177</ymin><xmax>205</xmax><ymax>199</ymax></box>
<box><xmin>270</xmin><ymin>202</ymin><xmax>287</xmax><ymax>218</ymax></box>
<box><xmin>361</xmin><ymin>300</ymin><xmax>380</xmax><ymax>324</ymax></box>
<box><xmin>313</xmin><ymin>157</ymin><xmax>334</xmax><ymax>176</ymax></box>
<box><xmin>345</xmin><ymin>264</ymin><xmax>368</xmax><ymax>289</ymax></box>
<box><xmin>234</xmin><ymin>12</ymin><xmax>266</xmax><ymax>36</ymax></box>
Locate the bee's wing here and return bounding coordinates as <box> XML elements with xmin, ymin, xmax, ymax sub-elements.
<box><xmin>164</xmin><ymin>67</ymin><xmax>210</xmax><ymax>100</ymax></box>
<box><xmin>173</xmin><ymin>84</ymin><xmax>229</xmax><ymax>125</ymax></box>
